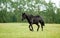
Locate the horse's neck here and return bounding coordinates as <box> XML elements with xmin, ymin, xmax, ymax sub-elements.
<box><xmin>26</xmin><ymin>15</ymin><xmax>32</xmax><ymax>22</ymax></box>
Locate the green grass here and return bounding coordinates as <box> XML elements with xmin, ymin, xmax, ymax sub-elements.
<box><xmin>0</xmin><ymin>23</ymin><xmax>60</xmax><ymax>38</ymax></box>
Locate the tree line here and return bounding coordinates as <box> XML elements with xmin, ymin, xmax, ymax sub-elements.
<box><xmin>0</xmin><ymin>0</ymin><xmax>60</xmax><ymax>23</ymax></box>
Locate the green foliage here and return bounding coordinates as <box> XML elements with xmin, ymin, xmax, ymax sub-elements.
<box><xmin>0</xmin><ymin>0</ymin><xmax>60</xmax><ymax>23</ymax></box>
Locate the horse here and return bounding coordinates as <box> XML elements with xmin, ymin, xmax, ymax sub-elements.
<box><xmin>22</xmin><ymin>13</ymin><xmax>45</xmax><ymax>31</ymax></box>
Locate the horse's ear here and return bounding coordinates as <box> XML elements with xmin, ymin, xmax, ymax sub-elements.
<box><xmin>22</xmin><ymin>13</ymin><xmax>26</xmax><ymax>15</ymax></box>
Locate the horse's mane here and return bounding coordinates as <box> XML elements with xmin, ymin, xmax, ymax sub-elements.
<box><xmin>22</xmin><ymin>13</ymin><xmax>42</xmax><ymax>19</ymax></box>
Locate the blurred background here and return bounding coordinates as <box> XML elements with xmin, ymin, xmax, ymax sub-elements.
<box><xmin>0</xmin><ymin>0</ymin><xmax>60</xmax><ymax>23</ymax></box>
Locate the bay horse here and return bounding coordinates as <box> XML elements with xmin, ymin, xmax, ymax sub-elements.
<box><xmin>22</xmin><ymin>13</ymin><xmax>45</xmax><ymax>31</ymax></box>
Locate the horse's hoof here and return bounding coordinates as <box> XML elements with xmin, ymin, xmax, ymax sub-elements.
<box><xmin>30</xmin><ymin>29</ymin><xmax>34</xmax><ymax>31</ymax></box>
<box><xmin>30</xmin><ymin>29</ymin><xmax>32</xmax><ymax>31</ymax></box>
<box><xmin>37</xmin><ymin>30</ymin><xmax>38</xmax><ymax>31</ymax></box>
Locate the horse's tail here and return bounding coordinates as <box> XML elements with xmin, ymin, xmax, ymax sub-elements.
<box><xmin>41</xmin><ymin>21</ymin><xmax>45</xmax><ymax>26</ymax></box>
<box><xmin>39</xmin><ymin>16</ymin><xmax>45</xmax><ymax>26</ymax></box>
<box><xmin>39</xmin><ymin>20</ymin><xmax>45</xmax><ymax>26</ymax></box>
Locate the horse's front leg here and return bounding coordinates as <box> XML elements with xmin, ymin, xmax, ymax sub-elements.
<box><xmin>29</xmin><ymin>25</ymin><xmax>32</xmax><ymax>31</ymax></box>
<box><xmin>29</xmin><ymin>24</ymin><xmax>34</xmax><ymax>31</ymax></box>
<box><xmin>30</xmin><ymin>24</ymin><xmax>34</xmax><ymax>31</ymax></box>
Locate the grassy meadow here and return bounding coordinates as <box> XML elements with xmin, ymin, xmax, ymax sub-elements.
<box><xmin>0</xmin><ymin>23</ymin><xmax>60</xmax><ymax>38</ymax></box>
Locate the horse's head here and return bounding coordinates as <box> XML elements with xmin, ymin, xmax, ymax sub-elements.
<box><xmin>22</xmin><ymin>13</ymin><xmax>27</xmax><ymax>21</ymax></box>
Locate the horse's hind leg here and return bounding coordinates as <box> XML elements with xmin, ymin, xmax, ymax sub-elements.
<box><xmin>40</xmin><ymin>21</ymin><xmax>44</xmax><ymax>31</ymax></box>
<box><xmin>36</xmin><ymin>24</ymin><xmax>40</xmax><ymax>31</ymax></box>
<box><xmin>41</xmin><ymin>25</ymin><xmax>43</xmax><ymax>31</ymax></box>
